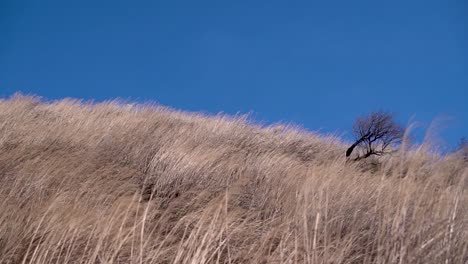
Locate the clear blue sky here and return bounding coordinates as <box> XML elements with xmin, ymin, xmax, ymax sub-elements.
<box><xmin>1</xmin><ymin>0</ymin><xmax>467</xmax><ymax>149</ymax></box>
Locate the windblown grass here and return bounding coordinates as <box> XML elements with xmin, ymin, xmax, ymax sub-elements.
<box><xmin>0</xmin><ymin>94</ymin><xmax>466</xmax><ymax>263</ymax></box>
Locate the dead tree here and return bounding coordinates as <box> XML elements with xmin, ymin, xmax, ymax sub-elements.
<box><xmin>346</xmin><ymin>111</ymin><xmax>404</xmax><ymax>160</ymax></box>
<box><xmin>457</xmin><ymin>137</ymin><xmax>468</xmax><ymax>162</ymax></box>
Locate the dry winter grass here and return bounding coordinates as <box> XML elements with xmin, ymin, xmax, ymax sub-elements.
<box><xmin>0</xmin><ymin>94</ymin><xmax>466</xmax><ymax>264</ymax></box>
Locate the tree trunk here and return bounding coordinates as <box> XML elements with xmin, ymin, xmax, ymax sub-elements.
<box><xmin>346</xmin><ymin>140</ymin><xmax>360</xmax><ymax>157</ymax></box>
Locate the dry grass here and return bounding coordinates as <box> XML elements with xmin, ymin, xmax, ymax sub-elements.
<box><xmin>0</xmin><ymin>94</ymin><xmax>466</xmax><ymax>264</ymax></box>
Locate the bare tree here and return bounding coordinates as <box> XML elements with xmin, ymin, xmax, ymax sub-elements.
<box><xmin>346</xmin><ymin>111</ymin><xmax>404</xmax><ymax>160</ymax></box>
<box><xmin>457</xmin><ymin>137</ymin><xmax>468</xmax><ymax>162</ymax></box>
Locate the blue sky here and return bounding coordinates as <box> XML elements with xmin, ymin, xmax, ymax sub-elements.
<box><xmin>1</xmin><ymin>0</ymin><xmax>466</xmax><ymax>149</ymax></box>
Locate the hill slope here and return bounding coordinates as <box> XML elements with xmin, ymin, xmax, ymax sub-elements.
<box><xmin>0</xmin><ymin>95</ymin><xmax>466</xmax><ymax>264</ymax></box>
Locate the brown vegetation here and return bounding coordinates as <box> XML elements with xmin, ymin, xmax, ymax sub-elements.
<box><xmin>0</xmin><ymin>95</ymin><xmax>467</xmax><ymax>263</ymax></box>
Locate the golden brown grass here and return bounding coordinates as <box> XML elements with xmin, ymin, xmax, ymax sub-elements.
<box><xmin>0</xmin><ymin>94</ymin><xmax>466</xmax><ymax>264</ymax></box>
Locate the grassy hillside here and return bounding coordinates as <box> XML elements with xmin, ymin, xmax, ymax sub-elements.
<box><xmin>0</xmin><ymin>95</ymin><xmax>466</xmax><ymax>264</ymax></box>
